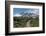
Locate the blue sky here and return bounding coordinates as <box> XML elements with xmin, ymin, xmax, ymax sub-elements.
<box><xmin>13</xmin><ymin>8</ymin><xmax>39</xmax><ymax>16</ymax></box>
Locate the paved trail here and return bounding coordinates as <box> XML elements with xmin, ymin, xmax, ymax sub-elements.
<box><xmin>26</xmin><ymin>20</ymin><xmax>31</xmax><ymax>27</ymax></box>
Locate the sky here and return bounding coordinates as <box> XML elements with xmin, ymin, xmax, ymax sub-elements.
<box><xmin>13</xmin><ymin>8</ymin><xmax>39</xmax><ymax>16</ymax></box>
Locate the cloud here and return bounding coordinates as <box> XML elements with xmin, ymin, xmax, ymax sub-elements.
<box><xmin>14</xmin><ymin>14</ymin><xmax>22</xmax><ymax>17</ymax></box>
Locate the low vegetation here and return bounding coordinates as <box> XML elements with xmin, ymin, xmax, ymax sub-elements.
<box><xmin>13</xmin><ymin>16</ymin><xmax>39</xmax><ymax>28</ymax></box>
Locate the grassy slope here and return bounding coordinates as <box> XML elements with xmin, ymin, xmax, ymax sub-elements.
<box><xmin>13</xmin><ymin>17</ymin><xmax>39</xmax><ymax>28</ymax></box>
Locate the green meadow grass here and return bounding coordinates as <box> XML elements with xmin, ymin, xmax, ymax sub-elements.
<box><xmin>13</xmin><ymin>17</ymin><xmax>39</xmax><ymax>28</ymax></box>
